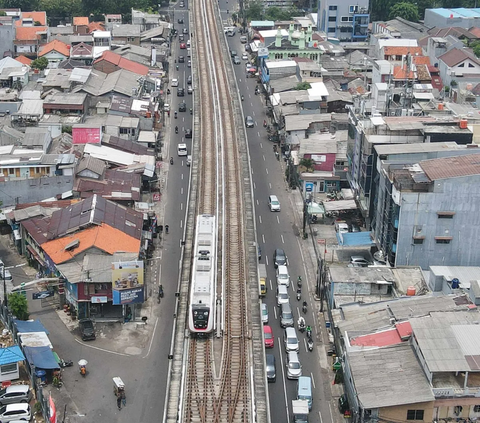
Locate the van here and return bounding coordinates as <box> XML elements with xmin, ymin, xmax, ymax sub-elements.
<box><xmin>240</xmin><ymin>35</ymin><xmax>247</xmax><ymax>43</ymax></box>
<box><xmin>276</xmin><ymin>265</ymin><xmax>290</xmax><ymax>287</ymax></box>
<box><xmin>177</xmin><ymin>144</ymin><xmax>188</xmax><ymax>156</ymax></box>
<box><xmin>268</xmin><ymin>195</ymin><xmax>281</xmax><ymax>211</ymax></box>
<box><xmin>284</xmin><ymin>327</ymin><xmax>299</xmax><ymax>352</ymax></box>
<box><xmin>0</xmin><ymin>385</ymin><xmax>31</xmax><ymax>406</ymax></box>
<box><xmin>280</xmin><ymin>302</ymin><xmax>294</xmax><ymax>328</ymax></box>
<box><xmin>276</xmin><ymin>285</ymin><xmax>289</xmax><ymax>307</ymax></box>
<box><xmin>297</xmin><ymin>376</ymin><xmax>313</xmax><ymax>410</ymax></box>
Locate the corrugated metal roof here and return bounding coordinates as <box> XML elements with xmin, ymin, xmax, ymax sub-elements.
<box><xmin>420</xmin><ymin>154</ymin><xmax>480</xmax><ymax>180</ymax></box>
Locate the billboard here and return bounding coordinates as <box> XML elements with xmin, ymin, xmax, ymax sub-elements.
<box><xmin>112</xmin><ymin>261</ymin><xmax>144</xmax><ymax>305</ymax></box>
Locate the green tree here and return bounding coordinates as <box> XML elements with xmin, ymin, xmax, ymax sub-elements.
<box><xmin>8</xmin><ymin>293</ymin><xmax>28</xmax><ymax>320</ymax></box>
<box><xmin>38</xmin><ymin>0</ymin><xmax>83</xmax><ymax>23</ymax></box>
<box><xmin>299</xmin><ymin>158</ymin><xmax>314</xmax><ymax>172</ymax></box>
<box><xmin>473</xmin><ymin>41</ymin><xmax>480</xmax><ymax>58</ymax></box>
<box><xmin>245</xmin><ymin>0</ymin><xmax>264</xmax><ymax>21</ymax></box>
<box><xmin>388</xmin><ymin>1</ymin><xmax>419</xmax><ymax>22</ymax></box>
<box><xmin>31</xmin><ymin>57</ymin><xmax>49</xmax><ymax>70</ymax></box>
<box><xmin>0</xmin><ymin>0</ymin><xmax>39</xmax><ymax>11</ymax></box>
<box><xmin>369</xmin><ymin>0</ymin><xmax>394</xmax><ymax>21</ymax></box>
<box><xmin>295</xmin><ymin>82</ymin><xmax>311</xmax><ymax>90</ymax></box>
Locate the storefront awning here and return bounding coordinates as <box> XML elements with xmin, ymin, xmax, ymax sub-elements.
<box><xmin>307</xmin><ymin>202</ymin><xmax>325</xmax><ymax>214</ymax></box>
<box><xmin>23</xmin><ymin>346</ymin><xmax>59</xmax><ymax>370</ymax></box>
<box><xmin>323</xmin><ymin>200</ymin><xmax>357</xmax><ymax>212</ymax></box>
<box><xmin>26</xmin><ymin>245</ymin><xmax>46</xmax><ymax>266</ymax></box>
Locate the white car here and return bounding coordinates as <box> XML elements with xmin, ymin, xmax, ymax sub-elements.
<box><xmin>242</xmin><ymin>53</ymin><xmax>248</xmax><ymax>60</ymax></box>
<box><xmin>171</xmin><ymin>78</ymin><xmax>179</xmax><ymax>87</ymax></box>
<box><xmin>261</xmin><ymin>303</ymin><xmax>268</xmax><ymax>324</ymax></box>
<box><xmin>286</xmin><ymin>352</ymin><xmax>302</xmax><ymax>379</ymax></box>
<box><xmin>0</xmin><ymin>403</ymin><xmax>31</xmax><ymax>422</ymax></box>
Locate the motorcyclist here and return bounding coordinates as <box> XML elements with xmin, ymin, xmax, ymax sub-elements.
<box><xmin>241</xmin><ymin>95</ymin><xmax>244</xmax><ymax>101</ymax></box>
<box><xmin>175</xmin><ymin>125</ymin><xmax>178</xmax><ymax>133</ymax></box>
<box><xmin>174</xmin><ymin>111</ymin><xmax>177</xmax><ymax>118</ymax></box>
<box><xmin>298</xmin><ymin>316</ymin><xmax>306</xmax><ymax>330</ymax></box>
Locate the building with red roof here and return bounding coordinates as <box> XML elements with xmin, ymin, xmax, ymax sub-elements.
<box><xmin>38</xmin><ymin>40</ymin><xmax>70</xmax><ymax>66</ymax></box>
<box><xmin>93</xmin><ymin>50</ymin><xmax>149</xmax><ymax>75</ymax></box>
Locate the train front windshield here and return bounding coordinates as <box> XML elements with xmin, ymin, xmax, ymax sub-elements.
<box><xmin>193</xmin><ymin>307</ymin><xmax>210</xmax><ymax>329</ymax></box>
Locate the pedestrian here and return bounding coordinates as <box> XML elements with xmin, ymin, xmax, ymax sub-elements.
<box><xmin>121</xmin><ymin>390</ymin><xmax>126</xmax><ymax>407</ymax></box>
<box><xmin>117</xmin><ymin>393</ymin><xmax>122</xmax><ymax>410</ymax></box>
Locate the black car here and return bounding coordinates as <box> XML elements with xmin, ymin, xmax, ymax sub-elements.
<box><xmin>179</xmin><ymin>101</ymin><xmax>187</xmax><ymax>112</ymax></box>
<box><xmin>79</xmin><ymin>318</ymin><xmax>96</xmax><ymax>341</ymax></box>
<box><xmin>177</xmin><ymin>87</ymin><xmax>185</xmax><ymax>97</ymax></box>
<box><xmin>177</xmin><ymin>18</ymin><xmax>184</xmax><ymax>24</ymax></box>
<box><xmin>178</xmin><ymin>55</ymin><xmax>185</xmax><ymax>63</ymax></box>
<box><xmin>185</xmin><ymin>128</ymin><xmax>192</xmax><ymax>138</ymax></box>
<box><xmin>273</xmin><ymin>248</ymin><xmax>287</xmax><ymax>268</ymax></box>
<box><xmin>266</xmin><ymin>354</ymin><xmax>276</xmax><ymax>382</ymax></box>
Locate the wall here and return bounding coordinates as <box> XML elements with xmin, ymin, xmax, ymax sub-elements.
<box><xmin>379</xmin><ymin>401</ymin><xmax>434</xmax><ymax>423</ymax></box>
<box><xmin>0</xmin><ymin>175</ymin><xmax>73</xmax><ymax>207</ymax></box>
<box><xmin>333</xmin><ymin>281</ymin><xmax>389</xmax><ymax>295</ymax></box>
<box><xmin>0</xmin><ymin>26</ymin><xmax>15</xmax><ymax>58</ymax></box>
<box><xmin>396</xmin><ymin>175</ymin><xmax>480</xmax><ymax>269</ymax></box>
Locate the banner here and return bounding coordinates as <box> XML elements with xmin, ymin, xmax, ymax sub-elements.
<box><xmin>111</xmin><ymin>261</ymin><xmax>144</xmax><ymax>305</ymax></box>
<box><xmin>49</xmin><ymin>395</ymin><xmax>57</xmax><ymax>423</ymax></box>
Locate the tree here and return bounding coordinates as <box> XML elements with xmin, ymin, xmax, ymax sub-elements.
<box><xmin>245</xmin><ymin>0</ymin><xmax>264</xmax><ymax>21</ymax></box>
<box><xmin>473</xmin><ymin>41</ymin><xmax>480</xmax><ymax>58</ymax></box>
<box><xmin>8</xmin><ymin>293</ymin><xmax>28</xmax><ymax>320</ymax></box>
<box><xmin>31</xmin><ymin>57</ymin><xmax>49</xmax><ymax>70</ymax></box>
<box><xmin>38</xmin><ymin>0</ymin><xmax>83</xmax><ymax>23</ymax></box>
<box><xmin>388</xmin><ymin>2</ymin><xmax>419</xmax><ymax>22</ymax></box>
<box><xmin>295</xmin><ymin>82</ymin><xmax>311</xmax><ymax>90</ymax></box>
<box><xmin>299</xmin><ymin>158</ymin><xmax>314</xmax><ymax>172</ymax></box>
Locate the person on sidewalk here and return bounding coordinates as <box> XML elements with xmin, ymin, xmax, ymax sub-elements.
<box><xmin>117</xmin><ymin>393</ymin><xmax>122</xmax><ymax>410</ymax></box>
<box><xmin>121</xmin><ymin>390</ymin><xmax>126</xmax><ymax>407</ymax></box>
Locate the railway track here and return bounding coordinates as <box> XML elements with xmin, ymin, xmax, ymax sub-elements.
<box><xmin>183</xmin><ymin>0</ymin><xmax>250</xmax><ymax>421</ymax></box>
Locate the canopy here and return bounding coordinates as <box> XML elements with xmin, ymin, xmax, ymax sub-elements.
<box><xmin>19</xmin><ymin>332</ymin><xmax>52</xmax><ymax>349</ymax></box>
<box><xmin>23</xmin><ymin>346</ymin><xmax>59</xmax><ymax>370</ymax></box>
<box><xmin>323</xmin><ymin>200</ymin><xmax>357</xmax><ymax>212</ymax></box>
<box><xmin>14</xmin><ymin>319</ymin><xmax>49</xmax><ymax>334</ymax></box>
<box><xmin>307</xmin><ymin>202</ymin><xmax>325</xmax><ymax>215</ymax></box>
<box><xmin>0</xmin><ymin>346</ymin><xmax>25</xmax><ymax>365</ymax></box>
<box><xmin>337</xmin><ymin>231</ymin><xmax>375</xmax><ymax>246</ymax></box>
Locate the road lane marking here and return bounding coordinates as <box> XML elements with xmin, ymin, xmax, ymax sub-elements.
<box><xmin>277</xmin><ymin>216</ymin><xmax>280</xmax><ymax>224</ymax></box>
<box><xmin>278</xmin><ymin>343</ymin><xmax>290</xmax><ymax>423</ymax></box>
<box><xmin>142</xmin><ymin>317</ymin><xmax>160</xmax><ymax>359</ymax></box>
<box><xmin>259</xmin><ymin>215</ymin><xmax>262</xmax><ymax>224</ymax></box>
<box><xmin>281</xmin><ymin>234</ymin><xmax>285</xmax><ymax>243</ymax></box>
<box><xmin>74</xmin><ymin>339</ymin><xmax>130</xmax><ymax>356</ymax></box>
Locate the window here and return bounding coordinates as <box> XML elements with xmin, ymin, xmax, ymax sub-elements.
<box><xmin>0</xmin><ymin>363</ymin><xmax>17</xmax><ymax>374</ymax></box>
<box><xmin>407</xmin><ymin>410</ymin><xmax>424</xmax><ymax>420</ymax></box>
<box><xmin>435</xmin><ymin>237</ymin><xmax>452</xmax><ymax>244</ymax></box>
<box><xmin>437</xmin><ymin>211</ymin><xmax>455</xmax><ymax>219</ymax></box>
<box><xmin>413</xmin><ymin>237</ymin><xmax>424</xmax><ymax>245</ymax></box>
<box><xmin>329</xmin><ymin>16</ymin><xmax>337</xmax><ymax>22</ymax></box>
<box><xmin>328</xmin><ymin>27</ymin><xmax>336</xmax><ymax>33</ymax></box>
<box><xmin>458</xmin><ymin>63</ymin><xmax>465</xmax><ymax>67</ymax></box>
<box><xmin>329</xmin><ymin>5</ymin><xmax>337</xmax><ymax>10</ymax></box>
<box><xmin>341</xmin><ymin>16</ymin><xmax>349</xmax><ymax>22</ymax></box>
<box><xmin>469</xmin><ymin>63</ymin><xmax>475</xmax><ymax>67</ymax></box>
<box><xmin>473</xmin><ymin>405</ymin><xmax>480</xmax><ymax>413</ymax></box>
<box><xmin>349</xmin><ymin>5</ymin><xmax>359</xmax><ymax>13</ymax></box>
<box><xmin>8</xmin><ymin>168</ymin><xmax>14</xmax><ymax>175</ymax></box>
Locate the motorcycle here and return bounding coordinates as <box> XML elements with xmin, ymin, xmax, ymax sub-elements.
<box><xmin>167</xmin><ymin>89</ymin><xmax>171</xmax><ymax>95</ymax></box>
<box><xmin>306</xmin><ymin>326</ymin><xmax>312</xmax><ymax>339</ymax></box>
<box><xmin>296</xmin><ymin>288</ymin><xmax>301</xmax><ymax>301</ymax></box>
<box><xmin>175</xmin><ymin>126</ymin><xmax>178</xmax><ymax>134</ymax></box>
<box><xmin>297</xmin><ymin>276</ymin><xmax>302</xmax><ymax>289</ymax></box>
<box><xmin>60</xmin><ymin>359</ymin><xmax>73</xmax><ymax>368</ymax></box>
<box><xmin>298</xmin><ymin>317</ymin><xmax>306</xmax><ymax>333</ymax></box>
<box><xmin>241</xmin><ymin>95</ymin><xmax>244</xmax><ymax>101</ymax></box>
<box><xmin>159</xmin><ymin>284</ymin><xmax>164</xmax><ymax>298</ymax></box>
<box><xmin>190</xmin><ymin>108</ymin><xmax>193</xmax><ymax>115</ymax></box>
<box><xmin>170</xmin><ymin>157</ymin><xmax>174</xmax><ymax>165</ymax></box>
<box><xmin>165</xmin><ymin>225</ymin><xmax>169</xmax><ymax>234</ymax></box>
<box><xmin>307</xmin><ymin>336</ymin><xmax>314</xmax><ymax>352</ymax></box>
<box><xmin>174</xmin><ymin>112</ymin><xmax>177</xmax><ymax>119</ymax></box>
<box><xmin>302</xmin><ymin>301</ymin><xmax>307</xmax><ymax>314</ymax></box>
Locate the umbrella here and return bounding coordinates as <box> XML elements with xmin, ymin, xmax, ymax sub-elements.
<box><xmin>78</xmin><ymin>359</ymin><xmax>88</xmax><ymax>366</ymax></box>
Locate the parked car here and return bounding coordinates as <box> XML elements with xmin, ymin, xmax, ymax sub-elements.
<box><xmin>185</xmin><ymin>129</ymin><xmax>192</xmax><ymax>138</ymax></box>
<box><xmin>261</xmin><ymin>303</ymin><xmax>268</xmax><ymax>324</ymax></box>
<box><xmin>286</xmin><ymin>352</ymin><xmax>302</xmax><ymax>379</ymax></box>
<box><xmin>0</xmin><ymin>403</ymin><xmax>31</xmax><ymax>422</ymax></box>
<box><xmin>245</xmin><ymin>116</ymin><xmax>254</xmax><ymax>128</ymax></box>
<box><xmin>242</xmin><ymin>53</ymin><xmax>248</xmax><ymax>60</ymax></box>
<box><xmin>349</xmin><ymin>256</ymin><xmax>370</xmax><ymax>267</ymax></box>
<box><xmin>273</xmin><ymin>248</ymin><xmax>287</xmax><ymax>268</ymax></box>
<box><xmin>0</xmin><ymin>270</ymin><xmax>12</xmax><ymax>281</ymax></box>
<box><xmin>79</xmin><ymin>318</ymin><xmax>96</xmax><ymax>341</ymax></box>
<box><xmin>266</xmin><ymin>354</ymin><xmax>276</xmax><ymax>382</ymax></box>
<box><xmin>0</xmin><ymin>386</ymin><xmax>31</xmax><ymax>406</ymax></box>
<box><xmin>264</xmin><ymin>325</ymin><xmax>274</xmax><ymax>348</ymax></box>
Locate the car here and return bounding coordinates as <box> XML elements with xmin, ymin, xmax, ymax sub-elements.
<box><xmin>187</xmin><ymin>60</ymin><xmax>191</xmax><ymax>68</ymax></box>
<box><xmin>263</xmin><ymin>325</ymin><xmax>274</xmax><ymax>348</ymax></box>
<box><xmin>261</xmin><ymin>303</ymin><xmax>268</xmax><ymax>324</ymax></box>
<box><xmin>185</xmin><ymin>129</ymin><xmax>192</xmax><ymax>138</ymax></box>
<box><xmin>349</xmin><ymin>256</ymin><xmax>370</xmax><ymax>267</ymax></box>
<box><xmin>268</xmin><ymin>195</ymin><xmax>280</xmax><ymax>212</ymax></box>
<box><xmin>266</xmin><ymin>354</ymin><xmax>276</xmax><ymax>382</ymax></box>
<box><xmin>0</xmin><ymin>403</ymin><xmax>31</xmax><ymax>422</ymax></box>
<box><xmin>177</xmin><ymin>87</ymin><xmax>185</xmax><ymax>96</ymax></box>
<box><xmin>171</xmin><ymin>78</ymin><xmax>179</xmax><ymax>87</ymax></box>
<box><xmin>177</xmin><ymin>18</ymin><xmax>184</xmax><ymax>24</ymax></box>
<box><xmin>187</xmin><ymin>86</ymin><xmax>193</xmax><ymax>94</ymax></box>
<box><xmin>0</xmin><ymin>385</ymin><xmax>31</xmax><ymax>406</ymax></box>
<box><xmin>0</xmin><ymin>269</ymin><xmax>12</xmax><ymax>281</ymax></box>
<box><xmin>284</xmin><ymin>327</ymin><xmax>299</xmax><ymax>352</ymax></box>
<box><xmin>280</xmin><ymin>302</ymin><xmax>294</xmax><ymax>328</ymax></box>
<box><xmin>276</xmin><ymin>285</ymin><xmax>289</xmax><ymax>307</ymax></box>
<box><xmin>242</xmin><ymin>53</ymin><xmax>248</xmax><ymax>60</ymax></box>
<box><xmin>273</xmin><ymin>248</ymin><xmax>287</xmax><ymax>268</ymax></box>
<box><xmin>335</xmin><ymin>220</ymin><xmax>349</xmax><ymax>233</ymax></box>
<box><xmin>179</xmin><ymin>34</ymin><xmax>184</xmax><ymax>42</ymax></box>
<box><xmin>183</xmin><ymin>27</ymin><xmax>188</xmax><ymax>34</ymax></box>
<box><xmin>179</xmin><ymin>102</ymin><xmax>187</xmax><ymax>112</ymax></box>
<box><xmin>180</xmin><ymin>42</ymin><xmax>187</xmax><ymax>49</ymax></box>
<box><xmin>79</xmin><ymin>318</ymin><xmax>96</xmax><ymax>341</ymax></box>
<box><xmin>349</xmin><ymin>223</ymin><xmax>361</xmax><ymax>233</ymax></box>
<box><xmin>245</xmin><ymin>116</ymin><xmax>254</xmax><ymax>128</ymax></box>
<box><xmin>187</xmin><ymin>40</ymin><xmax>191</xmax><ymax>47</ymax></box>
<box><xmin>233</xmin><ymin>56</ymin><xmax>241</xmax><ymax>64</ymax></box>
<box><xmin>179</xmin><ymin>1</ymin><xmax>184</xmax><ymax>6</ymax></box>
<box><xmin>230</xmin><ymin>50</ymin><xmax>237</xmax><ymax>58</ymax></box>
<box><xmin>187</xmin><ymin>75</ymin><xmax>192</xmax><ymax>85</ymax></box>
<box><xmin>178</xmin><ymin>55</ymin><xmax>185</xmax><ymax>63</ymax></box>
<box><xmin>258</xmin><ymin>245</ymin><xmax>262</xmax><ymax>261</ymax></box>
<box><xmin>286</xmin><ymin>351</ymin><xmax>302</xmax><ymax>379</ymax></box>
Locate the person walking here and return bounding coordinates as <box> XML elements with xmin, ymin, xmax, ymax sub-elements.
<box><xmin>121</xmin><ymin>390</ymin><xmax>126</xmax><ymax>407</ymax></box>
<box><xmin>117</xmin><ymin>393</ymin><xmax>122</xmax><ymax>410</ymax></box>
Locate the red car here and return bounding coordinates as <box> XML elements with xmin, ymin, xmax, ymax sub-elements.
<box><xmin>264</xmin><ymin>325</ymin><xmax>274</xmax><ymax>348</ymax></box>
<box><xmin>180</xmin><ymin>43</ymin><xmax>186</xmax><ymax>49</ymax></box>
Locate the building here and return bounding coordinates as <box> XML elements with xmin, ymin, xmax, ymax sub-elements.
<box><xmin>92</xmin><ymin>50</ymin><xmax>149</xmax><ymax>75</ymax></box>
<box><xmin>372</xmin><ymin>152</ymin><xmax>480</xmax><ymax>269</ymax></box>
<box><xmin>425</xmin><ymin>8</ymin><xmax>480</xmax><ymax>30</ymax></box>
<box><xmin>38</xmin><ymin>40</ymin><xmax>70</xmax><ymax>68</ymax></box>
<box><xmin>437</xmin><ymin>47</ymin><xmax>480</xmax><ymax>86</ymax></box>
<box><xmin>318</xmin><ymin>0</ymin><xmax>369</xmax><ymax>42</ymax></box>
<box><xmin>111</xmin><ymin>24</ymin><xmax>141</xmax><ymax>46</ymax></box>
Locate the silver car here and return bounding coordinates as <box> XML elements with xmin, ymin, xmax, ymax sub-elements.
<box><xmin>286</xmin><ymin>351</ymin><xmax>302</xmax><ymax>379</ymax></box>
<box><xmin>245</xmin><ymin>116</ymin><xmax>254</xmax><ymax>128</ymax></box>
<box><xmin>261</xmin><ymin>303</ymin><xmax>268</xmax><ymax>324</ymax></box>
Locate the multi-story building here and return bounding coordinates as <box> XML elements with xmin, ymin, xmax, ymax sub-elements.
<box><xmin>372</xmin><ymin>153</ymin><xmax>480</xmax><ymax>269</ymax></box>
<box><xmin>318</xmin><ymin>0</ymin><xmax>369</xmax><ymax>42</ymax></box>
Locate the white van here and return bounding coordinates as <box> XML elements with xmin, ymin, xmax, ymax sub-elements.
<box><xmin>297</xmin><ymin>376</ymin><xmax>313</xmax><ymax>410</ymax></box>
<box><xmin>177</xmin><ymin>143</ymin><xmax>188</xmax><ymax>156</ymax></box>
<box><xmin>276</xmin><ymin>265</ymin><xmax>290</xmax><ymax>287</ymax></box>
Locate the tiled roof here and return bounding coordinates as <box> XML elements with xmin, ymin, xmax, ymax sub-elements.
<box><xmin>438</xmin><ymin>47</ymin><xmax>480</xmax><ymax>67</ymax></box>
<box><xmin>430</xmin><ymin>75</ymin><xmax>443</xmax><ymax>90</ymax></box>
<box><xmin>17</xmin><ymin>11</ymin><xmax>47</xmax><ymax>26</ymax></box>
<box><xmin>392</xmin><ymin>66</ymin><xmax>415</xmax><ymax>80</ymax></box>
<box><xmin>430</xmin><ymin>26</ymin><xmax>478</xmax><ymax>40</ymax></box>
<box><xmin>41</xmin><ymin>224</ymin><xmax>140</xmax><ymax>264</ymax></box>
<box><xmin>15</xmin><ymin>26</ymin><xmax>47</xmax><ymax>41</ymax></box>
<box><xmin>76</xmin><ymin>155</ymin><xmax>106</xmax><ymax>176</ymax></box>
<box><xmin>93</xmin><ymin>50</ymin><xmax>149</xmax><ymax>75</ymax></box>
<box><xmin>70</xmin><ymin>42</ymin><xmax>93</xmax><ymax>58</ymax></box>
<box><xmin>14</xmin><ymin>55</ymin><xmax>32</xmax><ymax>65</ymax></box>
<box><xmin>420</xmin><ymin>154</ymin><xmax>480</xmax><ymax>180</ymax></box>
<box><xmin>383</xmin><ymin>46</ymin><xmax>423</xmax><ymax>56</ymax></box>
<box><xmin>73</xmin><ymin>17</ymin><xmax>89</xmax><ymax>26</ymax></box>
<box><xmin>469</xmin><ymin>26</ymin><xmax>480</xmax><ymax>38</ymax></box>
<box><xmin>416</xmin><ymin>64</ymin><xmax>431</xmax><ymax>81</ymax></box>
<box><xmin>75</xmin><ymin>169</ymin><xmax>141</xmax><ymax>201</ymax></box>
<box><xmin>39</xmin><ymin>40</ymin><xmax>70</xmax><ymax>58</ymax></box>
<box><xmin>88</xmin><ymin>22</ymin><xmax>105</xmax><ymax>33</ymax></box>
<box><xmin>413</xmin><ymin>56</ymin><xmax>431</xmax><ymax>65</ymax></box>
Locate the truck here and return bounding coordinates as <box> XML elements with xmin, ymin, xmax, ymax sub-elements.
<box><xmin>259</xmin><ymin>263</ymin><xmax>267</xmax><ymax>297</ymax></box>
<box><xmin>292</xmin><ymin>400</ymin><xmax>309</xmax><ymax>423</ymax></box>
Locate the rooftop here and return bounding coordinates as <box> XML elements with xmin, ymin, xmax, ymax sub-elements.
<box><xmin>420</xmin><ymin>153</ymin><xmax>480</xmax><ymax>180</ymax></box>
<box><xmin>38</xmin><ymin>40</ymin><xmax>70</xmax><ymax>57</ymax></box>
<box><xmin>93</xmin><ymin>50</ymin><xmax>149</xmax><ymax>75</ymax></box>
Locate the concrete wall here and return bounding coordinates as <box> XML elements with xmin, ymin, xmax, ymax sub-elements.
<box><xmin>396</xmin><ymin>174</ymin><xmax>480</xmax><ymax>269</ymax></box>
<box><xmin>379</xmin><ymin>401</ymin><xmax>434</xmax><ymax>423</ymax></box>
<box><xmin>0</xmin><ymin>26</ymin><xmax>15</xmax><ymax>58</ymax></box>
<box><xmin>0</xmin><ymin>175</ymin><xmax>73</xmax><ymax>207</ymax></box>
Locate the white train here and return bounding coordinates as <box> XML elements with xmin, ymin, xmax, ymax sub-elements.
<box><xmin>188</xmin><ymin>214</ymin><xmax>216</xmax><ymax>335</ymax></box>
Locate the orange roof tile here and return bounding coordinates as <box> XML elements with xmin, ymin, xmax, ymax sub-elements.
<box><xmin>16</xmin><ymin>11</ymin><xmax>47</xmax><ymax>26</ymax></box>
<box><xmin>15</xmin><ymin>55</ymin><xmax>32</xmax><ymax>65</ymax></box>
<box><xmin>41</xmin><ymin>224</ymin><xmax>140</xmax><ymax>264</ymax></box>
<box><xmin>413</xmin><ymin>55</ymin><xmax>431</xmax><ymax>65</ymax></box>
<box><xmin>470</xmin><ymin>27</ymin><xmax>480</xmax><ymax>38</ymax></box>
<box><xmin>383</xmin><ymin>46</ymin><xmax>423</xmax><ymax>57</ymax></box>
<box><xmin>39</xmin><ymin>39</ymin><xmax>70</xmax><ymax>57</ymax></box>
<box><xmin>15</xmin><ymin>26</ymin><xmax>47</xmax><ymax>41</ymax></box>
<box><xmin>393</xmin><ymin>65</ymin><xmax>415</xmax><ymax>80</ymax></box>
<box><xmin>73</xmin><ymin>16</ymin><xmax>89</xmax><ymax>26</ymax></box>
<box><xmin>94</xmin><ymin>50</ymin><xmax>149</xmax><ymax>75</ymax></box>
<box><xmin>88</xmin><ymin>22</ymin><xmax>105</xmax><ymax>33</ymax></box>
